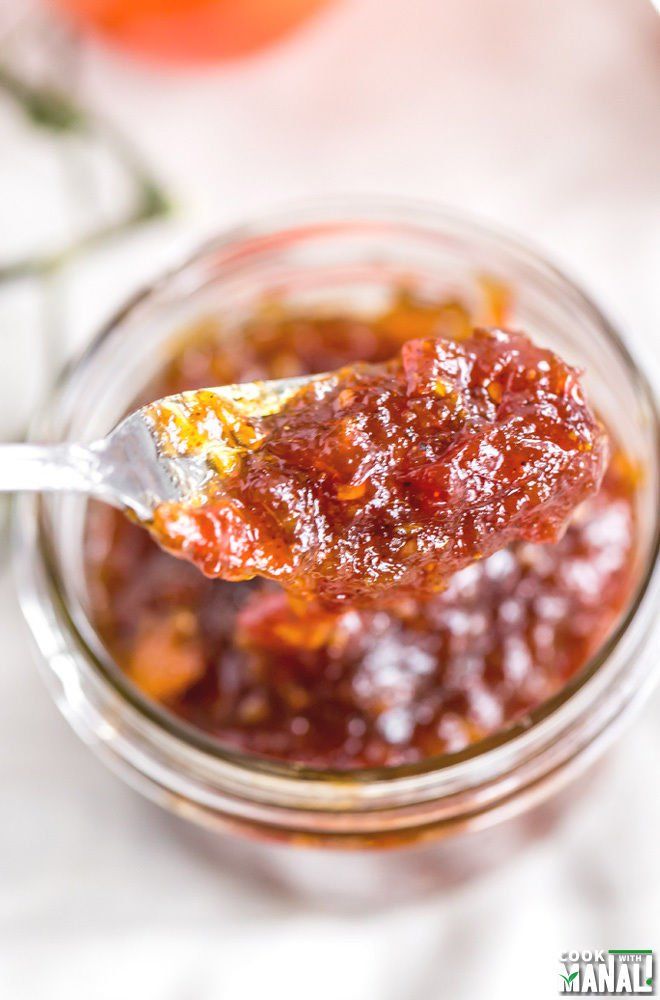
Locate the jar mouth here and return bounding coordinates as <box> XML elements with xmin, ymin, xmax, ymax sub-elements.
<box><xmin>20</xmin><ymin>197</ymin><xmax>660</xmax><ymax>796</ymax></box>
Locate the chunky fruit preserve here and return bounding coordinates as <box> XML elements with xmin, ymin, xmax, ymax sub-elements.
<box><xmin>149</xmin><ymin>329</ymin><xmax>607</xmax><ymax>605</ymax></box>
<box><xmin>85</xmin><ymin>292</ymin><xmax>639</xmax><ymax>768</ymax></box>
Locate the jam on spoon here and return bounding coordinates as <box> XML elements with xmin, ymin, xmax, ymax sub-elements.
<box><xmin>149</xmin><ymin>327</ymin><xmax>608</xmax><ymax>605</ymax></box>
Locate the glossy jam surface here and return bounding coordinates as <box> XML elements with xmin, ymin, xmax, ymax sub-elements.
<box><xmin>85</xmin><ymin>293</ymin><xmax>638</xmax><ymax>768</ymax></box>
<box><xmin>150</xmin><ymin>330</ymin><xmax>607</xmax><ymax>605</ymax></box>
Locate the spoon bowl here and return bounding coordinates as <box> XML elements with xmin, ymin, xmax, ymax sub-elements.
<box><xmin>0</xmin><ymin>372</ymin><xmax>327</xmax><ymax>521</ymax></box>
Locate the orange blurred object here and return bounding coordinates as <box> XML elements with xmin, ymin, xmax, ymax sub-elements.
<box><xmin>49</xmin><ymin>0</ymin><xmax>334</xmax><ymax>64</ymax></box>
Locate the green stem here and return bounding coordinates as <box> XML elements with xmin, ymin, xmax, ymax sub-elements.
<box><xmin>0</xmin><ymin>64</ymin><xmax>172</xmax><ymax>282</ymax></box>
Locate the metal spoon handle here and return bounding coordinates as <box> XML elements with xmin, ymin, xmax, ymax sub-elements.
<box><xmin>0</xmin><ymin>442</ymin><xmax>101</xmax><ymax>494</ymax></box>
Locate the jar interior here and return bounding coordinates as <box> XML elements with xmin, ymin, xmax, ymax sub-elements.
<box><xmin>38</xmin><ymin>216</ymin><xmax>659</xmax><ymax>775</ymax></box>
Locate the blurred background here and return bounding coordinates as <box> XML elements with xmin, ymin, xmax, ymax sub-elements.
<box><xmin>1</xmin><ymin>1</ymin><xmax>659</xmax><ymax>997</ymax></box>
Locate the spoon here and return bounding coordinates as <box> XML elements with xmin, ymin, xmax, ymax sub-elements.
<box><xmin>0</xmin><ymin>374</ymin><xmax>325</xmax><ymax>521</ymax></box>
<box><xmin>3</xmin><ymin>329</ymin><xmax>610</xmax><ymax>606</ymax></box>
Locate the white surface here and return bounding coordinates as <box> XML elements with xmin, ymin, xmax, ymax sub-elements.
<box><xmin>1</xmin><ymin>0</ymin><xmax>660</xmax><ymax>997</ymax></box>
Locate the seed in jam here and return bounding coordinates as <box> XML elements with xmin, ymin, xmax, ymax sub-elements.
<box><xmin>149</xmin><ymin>328</ymin><xmax>608</xmax><ymax>606</ymax></box>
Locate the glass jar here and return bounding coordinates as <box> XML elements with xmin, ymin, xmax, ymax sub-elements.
<box><xmin>14</xmin><ymin>201</ymin><xmax>660</xmax><ymax>896</ymax></box>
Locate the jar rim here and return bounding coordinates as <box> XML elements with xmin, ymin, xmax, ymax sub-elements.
<box><xmin>17</xmin><ymin>197</ymin><xmax>660</xmax><ymax>809</ymax></box>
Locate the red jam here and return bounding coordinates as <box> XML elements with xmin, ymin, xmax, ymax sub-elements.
<box><xmin>84</xmin><ymin>293</ymin><xmax>639</xmax><ymax>768</ymax></box>
<box><xmin>150</xmin><ymin>329</ymin><xmax>607</xmax><ymax>605</ymax></box>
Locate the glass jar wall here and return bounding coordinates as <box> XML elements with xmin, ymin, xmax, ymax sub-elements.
<box><xmin>14</xmin><ymin>203</ymin><xmax>660</xmax><ymax>889</ymax></box>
